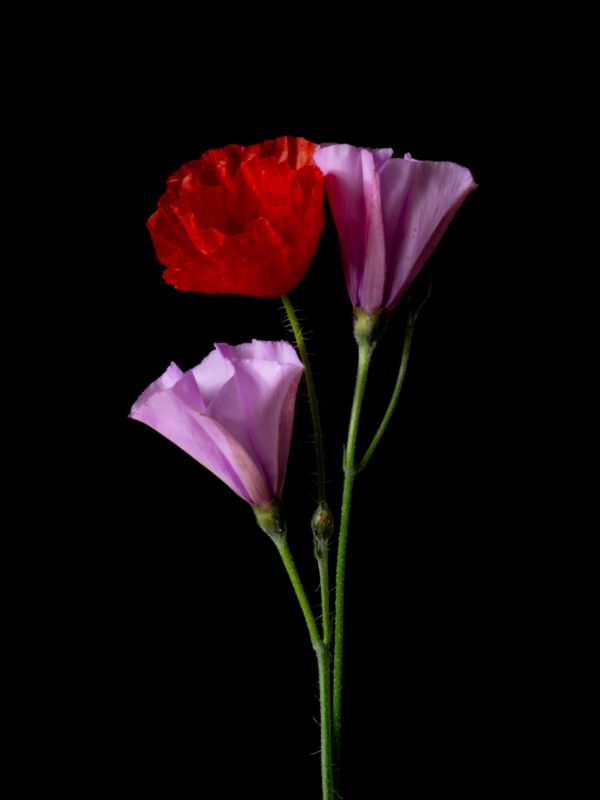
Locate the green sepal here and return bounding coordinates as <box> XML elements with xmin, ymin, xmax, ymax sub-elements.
<box><xmin>252</xmin><ymin>497</ymin><xmax>287</xmax><ymax>542</ymax></box>
<box><xmin>353</xmin><ymin>306</ymin><xmax>388</xmax><ymax>347</ymax></box>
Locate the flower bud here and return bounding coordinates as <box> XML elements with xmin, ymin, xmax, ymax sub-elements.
<box><xmin>311</xmin><ymin>501</ymin><xmax>334</xmax><ymax>542</ymax></box>
<box><xmin>252</xmin><ymin>497</ymin><xmax>287</xmax><ymax>542</ymax></box>
<box><xmin>353</xmin><ymin>306</ymin><xmax>388</xmax><ymax>347</ymax></box>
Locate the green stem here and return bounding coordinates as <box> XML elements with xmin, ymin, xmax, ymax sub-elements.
<box><xmin>355</xmin><ymin>308</ymin><xmax>415</xmax><ymax>474</ymax></box>
<box><xmin>281</xmin><ymin>294</ymin><xmax>333</xmax><ymax>673</ymax></box>
<box><xmin>273</xmin><ymin>535</ymin><xmax>322</xmax><ymax>649</ymax></box>
<box><xmin>332</xmin><ymin>339</ymin><xmax>374</xmax><ymax>783</ymax></box>
<box><xmin>317</xmin><ymin>543</ymin><xmax>331</xmax><ymax>646</ymax></box>
<box><xmin>280</xmin><ymin>295</ymin><xmax>333</xmax><ymax>797</ymax></box>
<box><xmin>272</xmin><ymin>536</ymin><xmax>333</xmax><ymax>800</ymax></box>
<box><xmin>316</xmin><ymin>641</ymin><xmax>334</xmax><ymax>800</ymax></box>
<box><xmin>281</xmin><ymin>293</ymin><xmax>327</xmax><ymax>503</ymax></box>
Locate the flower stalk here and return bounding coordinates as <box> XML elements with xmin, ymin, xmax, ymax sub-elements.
<box><xmin>280</xmin><ymin>294</ymin><xmax>327</xmax><ymax>503</ymax></box>
<box><xmin>281</xmin><ymin>293</ymin><xmax>333</xmax><ymax>648</ymax></box>
<box><xmin>333</xmin><ymin>331</ymin><xmax>376</xmax><ymax>783</ymax></box>
<box><xmin>355</xmin><ymin>306</ymin><xmax>415</xmax><ymax>473</ymax></box>
<box><xmin>271</xmin><ymin>534</ymin><xmax>334</xmax><ymax>800</ymax></box>
<box><xmin>280</xmin><ymin>294</ymin><xmax>335</xmax><ymax>799</ymax></box>
<box><xmin>356</xmin><ymin>275</ymin><xmax>431</xmax><ymax>472</ymax></box>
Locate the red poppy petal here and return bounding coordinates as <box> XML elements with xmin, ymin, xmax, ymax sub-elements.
<box><xmin>147</xmin><ymin>136</ymin><xmax>324</xmax><ymax>297</ymax></box>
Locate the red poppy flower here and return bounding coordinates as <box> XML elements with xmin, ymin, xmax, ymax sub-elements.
<box><xmin>147</xmin><ymin>136</ymin><xmax>325</xmax><ymax>297</ymax></box>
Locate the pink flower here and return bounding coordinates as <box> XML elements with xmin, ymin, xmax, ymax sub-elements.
<box><xmin>129</xmin><ymin>340</ymin><xmax>304</xmax><ymax>507</ymax></box>
<box><xmin>313</xmin><ymin>143</ymin><xmax>476</xmax><ymax>313</ymax></box>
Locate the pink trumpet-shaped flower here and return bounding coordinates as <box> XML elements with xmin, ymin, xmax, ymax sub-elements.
<box><xmin>313</xmin><ymin>143</ymin><xmax>476</xmax><ymax>313</ymax></box>
<box><xmin>129</xmin><ymin>340</ymin><xmax>304</xmax><ymax>507</ymax></box>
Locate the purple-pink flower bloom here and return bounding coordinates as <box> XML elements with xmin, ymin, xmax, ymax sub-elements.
<box><xmin>129</xmin><ymin>340</ymin><xmax>304</xmax><ymax>507</ymax></box>
<box><xmin>313</xmin><ymin>143</ymin><xmax>476</xmax><ymax>313</ymax></box>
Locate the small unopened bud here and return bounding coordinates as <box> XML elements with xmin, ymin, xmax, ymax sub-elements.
<box><xmin>353</xmin><ymin>306</ymin><xmax>388</xmax><ymax>347</ymax></box>
<box><xmin>311</xmin><ymin>501</ymin><xmax>334</xmax><ymax>542</ymax></box>
<box><xmin>252</xmin><ymin>497</ymin><xmax>287</xmax><ymax>542</ymax></box>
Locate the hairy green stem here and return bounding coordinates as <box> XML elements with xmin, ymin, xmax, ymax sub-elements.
<box><xmin>332</xmin><ymin>339</ymin><xmax>374</xmax><ymax>784</ymax></box>
<box><xmin>316</xmin><ymin>641</ymin><xmax>334</xmax><ymax>800</ymax></box>
<box><xmin>272</xmin><ymin>536</ymin><xmax>333</xmax><ymax>800</ymax></box>
<box><xmin>280</xmin><ymin>294</ymin><xmax>326</xmax><ymax>503</ymax></box>
<box><xmin>273</xmin><ymin>536</ymin><xmax>322</xmax><ymax>648</ymax></box>
<box><xmin>281</xmin><ymin>294</ymin><xmax>333</xmax><ymax>756</ymax></box>
<box><xmin>317</xmin><ymin>543</ymin><xmax>331</xmax><ymax>645</ymax></box>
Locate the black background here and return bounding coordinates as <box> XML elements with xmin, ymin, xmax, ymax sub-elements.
<box><xmin>25</xmin><ymin>24</ymin><xmax>570</xmax><ymax>798</ymax></box>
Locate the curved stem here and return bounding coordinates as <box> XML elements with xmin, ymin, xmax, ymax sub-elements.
<box><xmin>355</xmin><ymin>309</ymin><xmax>415</xmax><ymax>474</ymax></box>
<box><xmin>280</xmin><ymin>295</ymin><xmax>334</xmax><ymax>798</ymax></box>
<box><xmin>273</xmin><ymin>535</ymin><xmax>322</xmax><ymax>650</ymax></box>
<box><xmin>272</xmin><ymin>536</ymin><xmax>333</xmax><ymax>800</ymax></box>
<box><xmin>281</xmin><ymin>293</ymin><xmax>327</xmax><ymax>503</ymax></box>
<box><xmin>332</xmin><ymin>340</ymin><xmax>374</xmax><ymax>783</ymax></box>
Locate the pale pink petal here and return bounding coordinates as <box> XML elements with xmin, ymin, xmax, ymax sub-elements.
<box><xmin>172</xmin><ymin>347</ymin><xmax>256</xmax><ymax>461</ymax></box>
<box><xmin>189</xmin><ymin>347</ymin><xmax>235</xmax><ymax>407</ymax></box>
<box><xmin>130</xmin><ymin>362</ymin><xmax>184</xmax><ymax>414</ymax></box>
<box><xmin>129</xmin><ymin>361</ymin><xmax>271</xmax><ymax>505</ymax></box>
<box><xmin>213</xmin><ymin>341</ymin><xmax>304</xmax><ymax>496</ymax></box>
<box><xmin>379</xmin><ymin>155</ymin><xmax>477</xmax><ymax>308</ymax></box>
<box><xmin>313</xmin><ymin>143</ymin><xmax>393</xmax><ymax>306</ymax></box>
<box><xmin>192</xmin><ymin>414</ymin><xmax>273</xmax><ymax>506</ymax></box>
<box><xmin>358</xmin><ymin>149</ymin><xmax>387</xmax><ymax>312</ymax></box>
<box><xmin>316</xmin><ymin>144</ymin><xmax>475</xmax><ymax>313</ymax></box>
<box><xmin>204</xmin><ymin>367</ymin><xmax>255</xmax><ymax>463</ymax></box>
<box><xmin>129</xmin><ymin>341</ymin><xmax>304</xmax><ymax>507</ymax></box>
<box><xmin>216</xmin><ymin>339</ymin><xmax>302</xmax><ymax>367</ymax></box>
